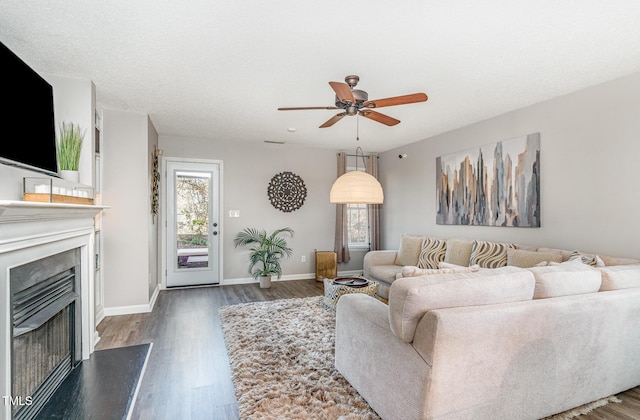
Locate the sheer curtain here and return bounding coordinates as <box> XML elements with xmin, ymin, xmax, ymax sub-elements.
<box><xmin>365</xmin><ymin>154</ymin><xmax>381</xmax><ymax>251</ymax></box>
<box><xmin>334</xmin><ymin>152</ymin><xmax>350</xmax><ymax>263</ymax></box>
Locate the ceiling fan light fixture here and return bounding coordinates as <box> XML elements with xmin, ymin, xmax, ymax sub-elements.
<box><xmin>330</xmin><ymin>171</ymin><xmax>384</xmax><ymax>204</ymax></box>
<box><xmin>278</xmin><ymin>74</ymin><xmax>427</xmax><ymax>128</ymax></box>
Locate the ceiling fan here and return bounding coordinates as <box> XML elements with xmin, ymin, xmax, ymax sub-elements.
<box><xmin>278</xmin><ymin>75</ymin><xmax>428</xmax><ymax>128</ymax></box>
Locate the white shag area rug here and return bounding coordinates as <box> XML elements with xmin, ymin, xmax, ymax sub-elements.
<box><xmin>219</xmin><ymin>296</ymin><xmax>620</xmax><ymax>420</ymax></box>
<box><xmin>219</xmin><ymin>296</ymin><xmax>379</xmax><ymax>419</ymax></box>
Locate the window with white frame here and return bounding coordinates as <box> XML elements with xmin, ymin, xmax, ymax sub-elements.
<box><xmin>346</xmin><ymin>164</ymin><xmax>370</xmax><ymax>249</ymax></box>
<box><xmin>347</xmin><ymin>202</ymin><xmax>369</xmax><ymax>248</ymax></box>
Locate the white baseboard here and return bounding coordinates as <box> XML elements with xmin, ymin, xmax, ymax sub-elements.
<box><xmin>103</xmin><ymin>284</ymin><xmax>160</xmax><ymax>317</ymax></box>
<box><xmin>148</xmin><ymin>284</ymin><xmax>160</xmax><ymax>311</ymax></box>
<box><xmin>220</xmin><ymin>270</ymin><xmax>364</xmax><ymax>286</ymax></box>
<box><xmin>220</xmin><ymin>272</ymin><xmax>315</xmax><ymax>286</ymax></box>
<box><xmin>95</xmin><ymin>308</ymin><xmax>105</xmax><ymax>326</ymax></box>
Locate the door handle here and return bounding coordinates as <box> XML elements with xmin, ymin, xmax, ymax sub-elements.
<box><xmin>213</xmin><ymin>231</ymin><xmax>218</xmax><ymax>236</ymax></box>
<box><xmin>213</xmin><ymin>222</ymin><xmax>218</xmax><ymax>227</ymax></box>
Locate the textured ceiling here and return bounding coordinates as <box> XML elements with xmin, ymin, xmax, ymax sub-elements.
<box><xmin>1</xmin><ymin>1</ymin><xmax>640</xmax><ymax>152</ymax></box>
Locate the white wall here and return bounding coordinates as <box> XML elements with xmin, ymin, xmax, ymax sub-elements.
<box><xmin>102</xmin><ymin>109</ymin><xmax>155</xmax><ymax>310</ymax></box>
<box><xmin>43</xmin><ymin>74</ymin><xmax>96</xmax><ymax>187</ymax></box>
<box><xmin>379</xmin><ymin>71</ymin><xmax>640</xmax><ymax>259</ymax></box>
<box><xmin>159</xmin><ymin>136</ymin><xmax>365</xmax><ymax>283</ymax></box>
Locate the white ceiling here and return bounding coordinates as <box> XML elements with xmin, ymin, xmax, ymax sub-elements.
<box><xmin>1</xmin><ymin>1</ymin><xmax>640</xmax><ymax>153</ymax></box>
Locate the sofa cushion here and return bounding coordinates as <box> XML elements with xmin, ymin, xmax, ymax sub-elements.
<box><xmin>388</xmin><ymin>266</ymin><xmax>535</xmax><ymax>343</ymax></box>
<box><xmin>394</xmin><ymin>235</ymin><xmax>424</xmax><ymax>266</ymax></box>
<box><xmin>443</xmin><ymin>238</ymin><xmax>474</xmax><ymax>266</ymax></box>
<box><xmin>369</xmin><ymin>265</ymin><xmax>403</xmax><ymax>283</ymax></box>
<box><xmin>401</xmin><ymin>264</ymin><xmax>480</xmax><ymax>277</ymax></box>
<box><xmin>417</xmin><ymin>237</ymin><xmax>447</xmax><ymax>269</ymax></box>
<box><xmin>526</xmin><ymin>260</ymin><xmax>602</xmax><ymax>298</ymax></box>
<box><xmin>506</xmin><ymin>248</ymin><xmax>563</xmax><ymax>268</ymax></box>
<box><xmin>598</xmin><ymin>264</ymin><xmax>640</xmax><ymax>291</ymax></box>
<box><xmin>469</xmin><ymin>240</ymin><xmax>516</xmax><ymax>268</ymax></box>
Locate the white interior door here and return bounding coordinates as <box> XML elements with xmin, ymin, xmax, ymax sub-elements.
<box><xmin>166</xmin><ymin>160</ymin><xmax>220</xmax><ymax>287</ymax></box>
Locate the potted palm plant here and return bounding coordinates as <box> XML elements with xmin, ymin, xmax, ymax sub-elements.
<box><xmin>57</xmin><ymin>122</ymin><xmax>84</xmax><ymax>182</ymax></box>
<box><xmin>233</xmin><ymin>227</ymin><xmax>294</xmax><ymax>288</ymax></box>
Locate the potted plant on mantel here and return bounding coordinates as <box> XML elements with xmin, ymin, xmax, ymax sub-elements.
<box><xmin>233</xmin><ymin>227</ymin><xmax>294</xmax><ymax>288</ymax></box>
<box><xmin>57</xmin><ymin>121</ymin><xmax>84</xmax><ymax>183</ymax></box>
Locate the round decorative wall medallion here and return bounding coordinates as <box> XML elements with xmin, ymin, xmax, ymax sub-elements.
<box><xmin>267</xmin><ymin>171</ymin><xmax>307</xmax><ymax>212</ymax></box>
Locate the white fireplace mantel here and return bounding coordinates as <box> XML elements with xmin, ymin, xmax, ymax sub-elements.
<box><xmin>0</xmin><ymin>200</ymin><xmax>107</xmax><ymax>223</ymax></box>
<box><xmin>0</xmin><ymin>200</ymin><xmax>108</xmax><ymax>420</ymax></box>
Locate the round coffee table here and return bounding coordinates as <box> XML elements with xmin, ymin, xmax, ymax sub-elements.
<box><xmin>322</xmin><ymin>277</ymin><xmax>379</xmax><ymax>310</ymax></box>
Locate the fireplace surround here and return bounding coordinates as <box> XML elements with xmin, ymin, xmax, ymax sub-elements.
<box><xmin>0</xmin><ymin>201</ymin><xmax>106</xmax><ymax>420</ymax></box>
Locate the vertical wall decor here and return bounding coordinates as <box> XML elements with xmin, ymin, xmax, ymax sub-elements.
<box><xmin>436</xmin><ymin>132</ymin><xmax>540</xmax><ymax>227</ymax></box>
<box><xmin>151</xmin><ymin>146</ymin><xmax>163</xmax><ymax>222</ymax></box>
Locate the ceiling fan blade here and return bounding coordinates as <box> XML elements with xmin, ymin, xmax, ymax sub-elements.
<box><xmin>363</xmin><ymin>93</ymin><xmax>428</xmax><ymax>109</ymax></box>
<box><xmin>319</xmin><ymin>112</ymin><xmax>347</xmax><ymax>128</ymax></box>
<box><xmin>359</xmin><ymin>110</ymin><xmax>400</xmax><ymax>126</ymax></box>
<box><xmin>278</xmin><ymin>106</ymin><xmax>339</xmax><ymax>111</ymax></box>
<box><xmin>329</xmin><ymin>81</ymin><xmax>356</xmax><ymax>104</ymax></box>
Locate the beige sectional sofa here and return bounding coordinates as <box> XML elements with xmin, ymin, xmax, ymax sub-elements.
<box><xmin>336</xmin><ymin>262</ymin><xmax>640</xmax><ymax>419</ymax></box>
<box><xmin>364</xmin><ymin>235</ymin><xmax>639</xmax><ymax>299</ymax></box>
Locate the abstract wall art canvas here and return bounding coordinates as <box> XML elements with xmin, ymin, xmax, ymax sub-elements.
<box><xmin>436</xmin><ymin>132</ymin><xmax>540</xmax><ymax>227</ymax></box>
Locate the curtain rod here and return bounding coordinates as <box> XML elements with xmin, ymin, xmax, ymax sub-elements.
<box><xmin>342</xmin><ymin>153</ymin><xmax>378</xmax><ymax>158</ymax></box>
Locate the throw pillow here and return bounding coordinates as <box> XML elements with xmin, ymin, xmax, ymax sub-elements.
<box><xmin>394</xmin><ymin>235</ymin><xmax>424</xmax><ymax>266</ymax></box>
<box><xmin>506</xmin><ymin>248</ymin><xmax>563</xmax><ymax>268</ymax></box>
<box><xmin>401</xmin><ymin>264</ymin><xmax>480</xmax><ymax>277</ymax></box>
<box><xmin>568</xmin><ymin>250</ymin><xmax>605</xmax><ymax>267</ymax></box>
<box><xmin>526</xmin><ymin>263</ymin><xmax>602</xmax><ymax>299</ymax></box>
<box><xmin>443</xmin><ymin>238</ymin><xmax>474</xmax><ymax>267</ymax></box>
<box><xmin>417</xmin><ymin>237</ymin><xmax>447</xmax><ymax>269</ymax></box>
<box><xmin>469</xmin><ymin>240</ymin><xmax>516</xmax><ymax>268</ymax></box>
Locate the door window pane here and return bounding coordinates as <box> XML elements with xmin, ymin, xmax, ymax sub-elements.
<box><xmin>176</xmin><ymin>171</ymin><xmax>210</xmax><ymax>269</ymax></box>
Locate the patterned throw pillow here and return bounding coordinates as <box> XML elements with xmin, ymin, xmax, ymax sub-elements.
<box><xmin>469</xmin><ymin>240</ymin><xmax>516</xmax><ymax>268</ymax></box>
<box><xmin>568</xmin><ymin>250</ymin><xmax>605</xmax><ymax>267</ymax></box>
<box><xmin>417</xmin><ymin>237</ymin><xmax>447</xmax><ymax>269</ymax></box>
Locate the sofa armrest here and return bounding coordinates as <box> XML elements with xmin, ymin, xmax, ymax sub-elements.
<box><xmin>335</xmin><ymin>294</ymin><xmax>430</xmax><ymax>420</ymax></box>
<box><xmin>363</xmin><ymin>250</ymin><xmax>398</xmax><ymax>277</ymax></box>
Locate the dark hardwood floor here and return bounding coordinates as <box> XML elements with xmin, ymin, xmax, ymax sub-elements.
<box><xmin>96</xmin><ymin>279</ymin><xmax>640</xmax><ymax>420</ymax></box>
<box><xmin>96</xmin><ymin>279</ymin><xmax>323</xmax><ymax>419</ymax></box>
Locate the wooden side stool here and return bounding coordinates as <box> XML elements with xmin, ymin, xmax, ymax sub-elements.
<box><xmin>314</xmin><ymin>250</ymin><xmax>337</xmax><ymax>281</ymax></box>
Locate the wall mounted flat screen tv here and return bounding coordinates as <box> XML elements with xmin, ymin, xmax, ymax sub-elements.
<box><xmin>0</xmin><ymin>41</ymin><xmax>58</xmax><ymax>177</ymax></box>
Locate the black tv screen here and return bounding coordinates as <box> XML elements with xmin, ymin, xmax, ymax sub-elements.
<box><xmin>0</xmin><ymin>41</ymin><xmax>58</xmax><ymax>177</ymax></box>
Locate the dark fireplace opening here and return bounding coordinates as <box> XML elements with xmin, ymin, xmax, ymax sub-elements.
<box><xmin>10</xmin><ymin>249</ymin><xmax>82</xmax><ymax>420</ymax></box>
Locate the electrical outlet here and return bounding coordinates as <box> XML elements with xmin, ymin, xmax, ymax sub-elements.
<box><xmin>229</xmin><ymin>210</ymin><xmax>240</xmax><ymax>218</ymax></box>
<box><xmin>301</xmin><ymin>255</ymin><xmax>307</xmax><ymax>263</ymax></box>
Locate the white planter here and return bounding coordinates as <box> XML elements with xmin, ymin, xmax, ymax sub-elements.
<box><xmin>259</xmin><ymin>275</ymin><xmax>272</xmax><ymax>289</ymax></box>
<box><xmin>60</xmin><ymin>170</ymin><xmax>79</xmax><ymax>183</ymax></box>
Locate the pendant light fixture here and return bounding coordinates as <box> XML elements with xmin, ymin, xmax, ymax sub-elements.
<box><xmin>330</xmin><ymin>145</ymin><xmax>384</xmax><ymax>204</ymax></box>
<box><xmin>330</xmin><ymin>114</ymin><xmax>384</xmax><ymax>204</ymax></box>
